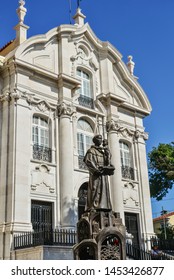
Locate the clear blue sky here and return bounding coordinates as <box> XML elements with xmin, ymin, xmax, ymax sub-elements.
<box><xmin>1</xmin><ymin>0</ymin><xmax>174</xmax><ymax>217</ymax></box>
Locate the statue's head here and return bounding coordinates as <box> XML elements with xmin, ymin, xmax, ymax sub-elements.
<box><xmin>103</xmin><ymin>139</ymin><xmax>108</xmax><ymax>146</ymax></box>
<box><xmin>93</xmin><ymin>134</ymin><xmax>102</xmax><ymax>146</ymax></box>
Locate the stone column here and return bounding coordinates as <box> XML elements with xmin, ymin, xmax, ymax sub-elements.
<box><xmin>0</xmin><ymin>94</ymin><xmax>10</xmax><ymax>260</ymax></box>
<box><xmin>107</xmin><ymin>120</ymin><xmax>124</xmax><ymax>222</ymax></box>
<box><xmin>58</xmin><ymin>102</ymin><xmax>76</xmax><ymax>228</ymax></box>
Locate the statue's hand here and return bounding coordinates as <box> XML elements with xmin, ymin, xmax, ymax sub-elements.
<box><xmin>94</xmin><ymin>166</ymin><xmax>104</xmax><ymax>175</ymax></box>
<box><xmin>98</xmin><ymin>166</ymin><xmax>104</xmax><ymax>175</ymax></box>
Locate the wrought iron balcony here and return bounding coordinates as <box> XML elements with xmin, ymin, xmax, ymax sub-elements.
<box><xmin>78</xmin><ymin>155</ymin><xmax>88</xmax><ymax>170</ymax></box>
<box><xmin>121</xmin><ymin>166</ymin><xmax>135</xmax><ymax>180</ymax></box>
<box><xmin>78</xmin><ymin>95</ymin><xmax>94</xmax><ymax>109</ymax></box>
<box><xmin>33</xmin><ymin>144</ymin><xmax>52</xmax><ymax>162</ymax></box>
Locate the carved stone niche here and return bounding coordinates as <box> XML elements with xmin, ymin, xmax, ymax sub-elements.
<box><xmin>31</xmin><ymin>164</ymin><xmax>54</xmax><ymax>193</ymax></box>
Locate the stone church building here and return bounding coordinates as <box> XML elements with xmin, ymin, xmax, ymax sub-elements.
<box><xmin>0</xmin><ymin>2</ymin><xmax>154</xmax><ymax>259</ymax></box>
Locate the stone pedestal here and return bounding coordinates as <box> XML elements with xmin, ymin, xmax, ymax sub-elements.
<box><xmin>73</xmin><ymin>210</ymin><xmax>126</xmax><ymax>260</ymax></box>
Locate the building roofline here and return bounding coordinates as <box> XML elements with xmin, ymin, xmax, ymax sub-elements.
<box><xmin>153</xmin><ymin>211</ymin><xmax>174</xmax><ymax>222</ymax></box>
<box><xmin>0</xmin><ymin>40</ymin><xmax>14</xmax><ymax>53</ymax></box>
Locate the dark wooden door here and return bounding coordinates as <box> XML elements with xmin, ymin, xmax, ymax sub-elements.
<box><xmin>31</xmin><ymin>200</ymin><xmax>52</xmax><ymax>232</ymax></box>
<box><xmin>125</xmin><ymin>212</ymin><xmax>139</xmax><ymax>247</ymax></box>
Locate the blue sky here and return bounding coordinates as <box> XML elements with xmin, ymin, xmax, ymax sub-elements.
<box><xmin>1</xmin><ymin>0</ymin><xmax>174</xmax><ymax>217</ymax></box>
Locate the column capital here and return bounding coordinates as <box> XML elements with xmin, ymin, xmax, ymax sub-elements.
<box><xmin>0</xmin><ymin>91</ymin><xmax>10</xmax><ymax>103</ymax></box>
<box><xmin>57</xmin><ymin>101</ymin><xmax>76</xmax><ymax>117</ymax></box>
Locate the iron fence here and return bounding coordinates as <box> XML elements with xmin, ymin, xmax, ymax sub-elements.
<box><xmin>150</xmin><ymin>237</ymin><xmax>174</xmax><ymax>251</ymax></box>
<box><xmin>14</xmin><ymin>229</ymin><xmax>77</xmax><ymax>250</ymax></box>
<box><xmin>126</xmin><ymin>243</ymin><xmax>174</xmax><ymax>260</ymax></box>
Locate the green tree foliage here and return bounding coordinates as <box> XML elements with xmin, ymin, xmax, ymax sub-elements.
<box><xmin>157</xmin><ymin>224</ymin><xmax>174</xmax><ymax>239</ymax></box>
<box><xmin>148</xmin><ymin>142</ymin><xmax>174</xmax><ymax>200</ymax></box>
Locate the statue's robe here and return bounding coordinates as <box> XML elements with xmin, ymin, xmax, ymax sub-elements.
<box><xmin>84</xmin><ymin>146</ymin><xmax>112</xmax><ymax>211</ymax></box>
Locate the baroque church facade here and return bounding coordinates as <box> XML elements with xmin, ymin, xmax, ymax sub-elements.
<box><xmin>0</xmin><ymin>2</ymin><xmax>154</xmax><ymax>259</ymax></box>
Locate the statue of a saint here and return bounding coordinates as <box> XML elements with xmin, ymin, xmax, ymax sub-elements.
<box><xmin>83</xmin><ymin>135</ymin><xmax>115</xmax><ymax>212</ymax></box>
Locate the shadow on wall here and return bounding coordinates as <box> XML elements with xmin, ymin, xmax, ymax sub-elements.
<box><xmin>62</xmin><ymin>197</ymin><xmax>78</xmax><ymax>227</ymax></box>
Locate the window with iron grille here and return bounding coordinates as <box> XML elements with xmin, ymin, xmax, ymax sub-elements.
<box><xmin>32</xmin><ymin>115</ymin><xmax>51</xmax><ymax>162</ymax></box>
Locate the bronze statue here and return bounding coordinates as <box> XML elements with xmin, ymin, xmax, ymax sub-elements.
<box><xmin>84</xmin><ymin>135</ymin><xmax>115</xmax><ymax>212</ymax></box>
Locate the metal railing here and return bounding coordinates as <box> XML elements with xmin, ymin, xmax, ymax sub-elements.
<box><xmin>150</xmin><ymin>237</ymin><xmax>174</xmax><ymax>252</ymax></box>
<box><xmin>14</xmin><ymin>229</ymin><xmax>77</xmax><ymax>250</ymax></box>
<box><xmin>121</xmin><ymin>166</ymin><xmax>135</xmax><ymax>180</ymax></box>
<box><xmin>126</xmin><ymin>243</ymin><xmax>174</xmax><ymax>260</ymax></box>
<box><xmin>78</xmin><ymin>155</ymin><xmax>88</xmax><ymax>170</ymax></box>
<box><xmin>33</xmin><ymin>144</ymin><xmax>52</xmax><ymax>162</ymax></box>
<box><xmin>78</xmin><ymin>95</ymin><xmax>94</xmax><ymax>109</ymax></box>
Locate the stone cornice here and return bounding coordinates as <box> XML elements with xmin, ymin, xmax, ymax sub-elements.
<box><xmin>58</xmin><ymin>73</ymin><xmax>81</xmax><ymax>90</ymax></box>
<box><xmin>14</xmin><ymin>58</ymin><xmax>58</xmax><ymax>81</ymax></box>
<box><xmin>97</xmin><ymin>92</ymin><xmax>150</xmax><ymax>116</ymax></box>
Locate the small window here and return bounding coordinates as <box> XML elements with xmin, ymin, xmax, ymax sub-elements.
<box><xmin>120</xmin><ymin>141</ymin><xmax>134</xmax><ymax>180</ymax></box>
<box><xmin>32</xmin><ymin>115</ymin><xmax>51</xmax><ymax>162</ymax></box>
<box><xmin>32</xmin><ymin>116</ymin><xmax>49</xmax><ymax>147</ymax></box>
<box><xmin>77</xmin><ymin>69</ymin><xmax>94</xmax><ymax>108</ymax></box>
<box><xmin>120</xmin><ymin>142</ymin><xmax>131</xmax><ymax>167</ymax></box>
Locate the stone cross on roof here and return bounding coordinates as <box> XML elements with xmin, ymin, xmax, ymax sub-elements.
<box><xmin>77</xmin><ymin>0</ymin><xmax>82</xmax><ymax>8</ymax></box>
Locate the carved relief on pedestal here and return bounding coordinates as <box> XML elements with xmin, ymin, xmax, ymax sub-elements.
<box><xmin>31</xmin><ymin>164</ymin><xmax>54</xmax><ymax>193</ymax></box>
<box><xmin>123</xmin><ymin>182</ymin><xmax>139</xmax><ymax>206</ymax></box>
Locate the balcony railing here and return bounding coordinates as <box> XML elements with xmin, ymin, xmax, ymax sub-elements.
<box><xmin>33</xmin><ymin>144</ymin><xmax>52</xmax><ymax>162</ymax></box>
<box><xmin>78</xmin><ymin>95</ymin><xmax>94</xmax><ymax>109</ymax></box>
<box><xmin>14</xmin><ymin>229</ymin><xmax>77</xmax><ymax>250</ymax></box>
<box><xmin>121</xmin><ymin>166</ymin><xmax>135</xmax><ymax>180</ymax></box>
<box><xmin>78</xmin><ymin>155</ymin><xmax>88</xmax><ymax>170</ymax></box>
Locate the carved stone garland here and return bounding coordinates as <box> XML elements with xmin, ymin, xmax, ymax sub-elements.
<box><xmin>106</xmin><ymin>119</ymin><xmax>148</xmax><ymax>141</ymax></box>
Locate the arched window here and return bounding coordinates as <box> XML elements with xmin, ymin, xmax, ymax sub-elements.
<box><xmin>119</xmin><ymin>141</ymin><xmax>134</xmax><ymax>180</ymax></box>
<box><xmin>32</xmin><ymin>115</ymin><xmax>51</xmax><ymax>162</ymax></box>
<box><xmin>77</xmin><ymin>69</ymin><xmax>94</xmax><ymax>109</ymax></box>
<box><xmin>77</xmin><ymin>118</ymin><xmax>93</xmax><ymax>169</ymax></box>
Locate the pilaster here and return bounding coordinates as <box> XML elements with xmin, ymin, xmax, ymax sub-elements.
<box><xmin>134</xmin><ymin>135</ymin><xmax>154</xmax><ymax>247</ymax></box>
<box><xmin>107</xmin><ymin>123</ymin><xmax>124</xmax><ymax>222</ymax></box>
<box><xmin>58</xmin><ymin>102</ymin><xmax>76</xmax><ymax>228</ymax></box>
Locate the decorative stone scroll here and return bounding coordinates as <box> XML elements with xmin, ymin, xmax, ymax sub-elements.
<box><xmin>123</xmin><ymin>182</ymin><xmax>139</xmax><ymax>206</ymax></box>
<box><xmin>70</xmin><ymin>42</ymin><xmax>98</xmax><ymax>76</ymax></box>
<box><xmin>57</xmin><ymin>101</ymin><xmax>76</xmax><ymax>117</ymax></box>
<box><xmin>31</xmin><ymin>164</ymin><xmax>54</xmax><ymax>193</ymax></box>
<box><xmin>0</xmin><ymin>88</ymin><xmax>35</xmax><ymax>104</ymax></box>
<box><xmin>0</xmin><ymin>92</ymin><xmax>10</xmax><ymax>102</ymax></box>
<box><xmin>106</xmin><ymin>119</ymin><xmax>148</xmax><ymax>140</ymax></box>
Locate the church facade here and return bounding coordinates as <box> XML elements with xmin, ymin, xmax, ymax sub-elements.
<box><xmin>0</xmin><ymin>2</ymin><xmax>154</xmax><ymax>259</ymax></box>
